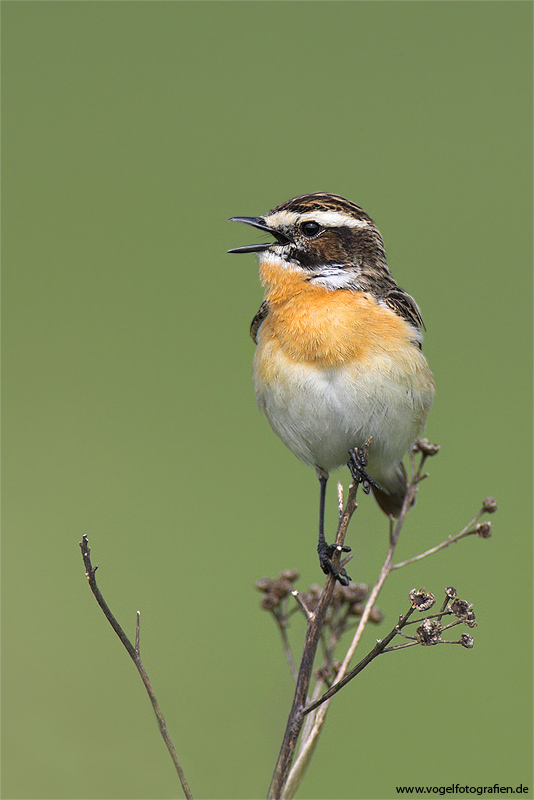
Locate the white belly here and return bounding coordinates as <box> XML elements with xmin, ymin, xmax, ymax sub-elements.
<box><xmin>253</xmin><ymin>343</ymin><xmax>433</xmax><ymax>483</ymax></box>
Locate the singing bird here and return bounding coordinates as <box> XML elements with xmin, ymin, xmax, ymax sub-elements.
<box><xmin>229</xmin><ymin>193</ymin><xmax>434</xmax><ymax>583</ymax></box>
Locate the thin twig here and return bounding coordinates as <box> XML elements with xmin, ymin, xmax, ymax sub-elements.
<box><xmin>79</xmin><ymin>535</ymin><xmax>193</xmax><ymax>800</ymax></box>
<box><xmin>435</xmin><ymin>594</ymin><xmax>450</xmax><ymax>623</ymax></box>
<box><xmin>135</xmin><ymin>611</ymin><xmax>141</xmax><ymax>656</ymax></box>
<box><xmin>275</xmin><ymin>611</ymin><xmax>299</xmax><ymax>682</ymax></box>
<box><xmin>440</xmin><ymin>620</ymin><xmax>464</xmax><ymax>632</ymax></box>
<box><xmin>403</xmin><ymin>610</ymin><xmax>452</xmax><ymax>626</ymax></box>
<box><xmin>291</xmin><ymin>590</ymin><xmax>313</xmax><ymax>622</ymax></box>
<box><xmin>382</xmin><ymin>641</ymin><xmax>418</xmax><ymax>652</ymax></box>
<box><xmin>391</xmin><ymin>510</ymin><xmax>485</xmax><ymax>569</ymax></box>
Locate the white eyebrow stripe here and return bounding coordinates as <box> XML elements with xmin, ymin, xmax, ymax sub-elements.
<box><xmin>303</xmin><ymin>211</ymin><xmax>369</xmax><ymax>228</ymax></box>
<box><xmin>263</xmin><ymin>210</ymin><xmax>300</xmax><ymax>227</ymax></box>
<box><xmin>265</xmin><ymin>209</ymin><xmax>369</xmax><ymax>229</ymax></box>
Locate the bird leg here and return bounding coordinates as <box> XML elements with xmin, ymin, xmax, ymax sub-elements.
<box><xmin>347</xmin><ymin>443</ymin><xmax>381</xmax><ymax>494</ymax></box>
<box><xmin>316</xmin><ymin>472</ymin><xmax>351</xmax><ymax>586</ymax></box>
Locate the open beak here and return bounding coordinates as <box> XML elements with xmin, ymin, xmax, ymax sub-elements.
<box><xmin>228</xmin><ymin>216</ymin><xmax>289</xmax><ymax>253</ymax></box>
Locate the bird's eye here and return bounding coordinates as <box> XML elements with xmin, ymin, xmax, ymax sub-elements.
<box><xmin>301</xmin><ymin>220</ymin><xmax>321</xmax><ymax>237</ymax></box>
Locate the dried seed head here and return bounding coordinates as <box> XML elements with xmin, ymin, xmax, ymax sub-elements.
<box><xmin>451</xmin><ymin>598</ymin><xmax>469</xmax><ymax>615</ymax></box>
<box><xmin>260</xmin><ymin>593</ymin><xmax>279</xmax><ymax>610</ymax></box>
<box><xmin>255</xmin><ymin>578</ymin><xmax>273</xmax><ymax>593</ymax></box>
<box><xmin>348</xmin><ymin>601</ymin><xmax>364</xmax><ymax>617</ymax></box>
<box><xmin>416</xmin><ymin>618</ymin><xmax>443</xmax><ymax>645</ymax></box>
<box><xmin>270</xmin><ymin>578</ymin><xmax>294</xmax><ymax>599</ymax></box>
<box><xmin>450</xmin><ymin>598</ymin><xmax>477</xmax><ymax>627</ymax></box>
<box><xmin>369</xmin><ymin>606</ymin><xmax>384</xmax><ymax>625</ymax></box>
<box><xmin>415</xmin><ymin>438</ymin><xmax>440</xmax><ymax>457</ymax></box>
<box><xmin>451</xmin><ymin>597</ymin><xmax>471</xmax><ymax>619</ymax></box>
<box><xmin>331</xmin><ymin>583</ymin><xmax>345</xmax><ymax>605</ymax></box>
<box><xmin>343</xmin><ymin>582</ymin><xmax>369</xmax><ymax>603</ymax></box>
<box><xmin>445</xmin><ymin>586</ymin><xmax>457</xmax><ymax>598</ymax></box>
<box><xmin>464</xmin><ymin>611</ymin><xmax>477</xmax><ymax>629</ymax></box>
<box><xmin>409</xmin><ymin>588</ymin><xmax>436</xmax><ymax>611</ymax></box>
<box><xmin>280</xmin><ymin>569</ymin><xmax>300</xmax><ymax>583</ymax></box>
<box><xmin>475</xmin><ymin>521</ymin><xmax>492</xmax><ymax>539</ymax></box>
<box><xmin>482</xmin><ymin>497</ymin><xmax>498</xmax><ymax>514</ymax></box>
<box><xmin>460</xmin><ymin>633</ymin><xmax>475</xmax><ymax>649</ymax></box>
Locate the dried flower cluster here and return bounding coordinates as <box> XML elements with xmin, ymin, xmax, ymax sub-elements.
<box><xmin>256</xmin><ymin>571</ymin><xmax>383</xmax><ymax>627</ymax></box>
<box><xmin>390</xmin><ymin>586</ymin><xmax>478</xmax><ymax>652</ymax></box>
<box><xmin>255</xmin><ymin>570</ymin><xmax>300</xmax><ymax>611</ymax></box>
<box><xmin>255</xmin><ymin>570</ymin><xmax>384</xmax><ymax>685</ymax></box>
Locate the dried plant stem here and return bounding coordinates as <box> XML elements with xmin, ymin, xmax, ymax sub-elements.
<box><xmin>276</xmin><ymin>616</ymin><xmax>299</xmax><ymax>682</ymax></box>
<box><xmin>292</xmin><ymin>590</ymin><xmax>314</xmax><ymax>621</ymax></box>
<box><xmin>267</xmin><ymin>483</ymin><xmax>359</xmax><ymax>800</ymax></box>
<box><xmin>391</xmin><ymin>510</ymin><xmax>485</xmax><ymax>569</ymax></box>
<box><xmin>281</xmin><ymin>456</ymin><xmax>427</xmax><ymax>799</ymax></box>
<box><xmin>79</xmin><ymin>535</ymin><xmax>193</xmax><ymax>800</ymax></box>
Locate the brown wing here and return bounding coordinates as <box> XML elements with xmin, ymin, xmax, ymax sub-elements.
<box><xmin>250</xmin><ymin>301</ymin><xmax>270</xmax><ymax>344</ymax></box>
<box><xmin>382</xmin><ymin>286</ymin><xmax>425</xmax><ymax>332</ymax></box>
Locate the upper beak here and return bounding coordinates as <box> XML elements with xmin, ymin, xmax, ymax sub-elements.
<box><xmin>228</xmin><ymin>216</ymin><xmax>289</xmax><ymax>253</ymax></box>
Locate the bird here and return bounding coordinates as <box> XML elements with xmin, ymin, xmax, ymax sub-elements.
<box><xmin>228</xmin><ymin>192</ymin><xmax>435</xmax><ymax>584</ymax></box>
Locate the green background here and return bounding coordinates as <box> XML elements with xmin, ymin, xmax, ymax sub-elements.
<box><xmin>2</xmin><ymin>2</ymin><xmax>532</xmax><ymax>798</ymax></box>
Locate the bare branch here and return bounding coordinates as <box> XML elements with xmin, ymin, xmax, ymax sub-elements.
<box><xmin>79</xmin><ymin>535</ymin><xmax>193</xmax><ymax>800</ymax></box>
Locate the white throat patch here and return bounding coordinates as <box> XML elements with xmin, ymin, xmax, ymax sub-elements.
<box><xmin>309</xmin><ymin>266</ymin><xmax>353</xmax><ymax>290</ymax></box>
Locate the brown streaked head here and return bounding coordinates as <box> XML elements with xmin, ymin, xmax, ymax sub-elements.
<box><xmin>228</xmin><ymin>192</ymin><xmax>387</xmax><ymax>278</ymax></box>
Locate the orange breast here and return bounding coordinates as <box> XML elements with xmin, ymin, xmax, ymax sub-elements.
<box><xmin>258</xmin><ymin>259</ymin><xmax>415</xmax><ymax>368</ymax></box>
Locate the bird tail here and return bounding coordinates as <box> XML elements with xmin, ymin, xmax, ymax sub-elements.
<box><xmin>371</xmin><ymin>462</ymin><xmax>410</xmax><ymax>518</ymax></box>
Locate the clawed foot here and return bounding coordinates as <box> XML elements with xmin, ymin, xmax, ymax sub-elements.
<box><xmin>347</xmin><ymin>446</ymin><xmax>381</xmax><ymax>495</ymax></box>
<box><xmin>317</xmin><ymin>540</ymin><xmax>352</xmax><ymax>586</ymax></box>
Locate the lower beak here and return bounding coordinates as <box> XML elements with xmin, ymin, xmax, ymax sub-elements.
<box><xmin>228</xmin><ymin>216</ymin><xmax>286</xmax><ymax>253</ymax></box>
